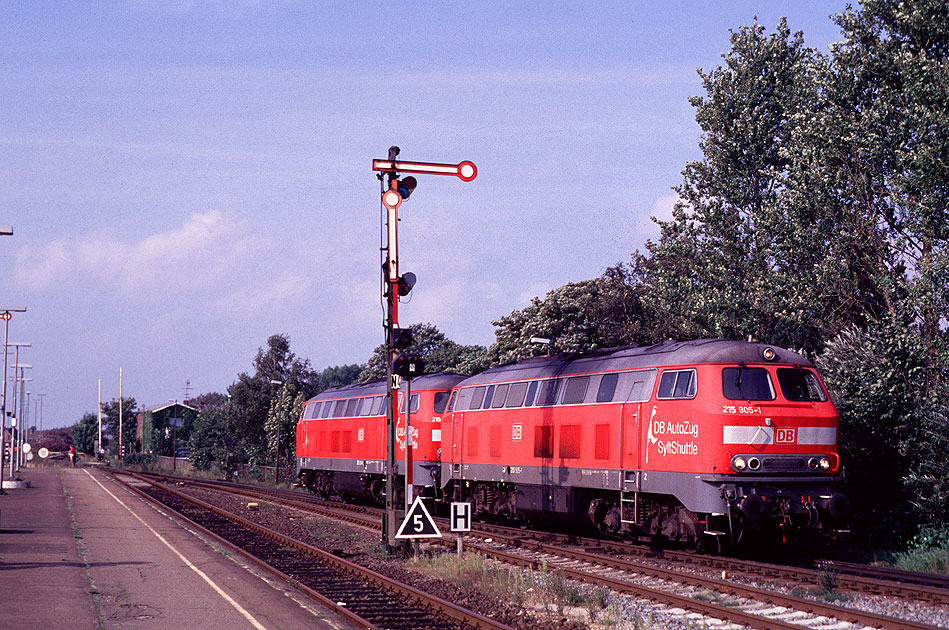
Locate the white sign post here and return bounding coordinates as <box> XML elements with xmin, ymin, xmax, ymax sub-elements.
<box><xmin>450</xmin><ymin>502</ymin><xmax>471</xmax><ymax>557</ymax></box>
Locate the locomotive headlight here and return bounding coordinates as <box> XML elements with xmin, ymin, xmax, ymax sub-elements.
<box><xmin>733</xmin><ymin>457</ymin><xmax>747</xmax><ymax>471</ymax></box>
<box><xmin>819</xmin><ymin>456</ymin><xmax>831</xmax><ymax>471</ymax></box>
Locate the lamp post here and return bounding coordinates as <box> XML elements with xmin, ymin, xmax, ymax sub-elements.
<box><xmin>270</xmin><ymin>379</ymin><xmax>283</xmax><ymax>484</ymax></box>
<box><xmin>0</xmin><ymin>310</ymin><xmax>26</xmax><ymax>491</ymax></box>
<box><xmin>12</xmin><ymin>365</ymin><xmax>32</xmax><ymax>474</ymax></box>
<box><xmin>36</xmin><ymin>393</ymin><xmax>45</xmax><ymax>432</ymax></box>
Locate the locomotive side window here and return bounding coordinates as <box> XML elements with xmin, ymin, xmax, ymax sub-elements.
<box><xmin>306</xmin><ymin>402</ymin><xmax>322</xmax><ymax>419</ymax></box>
<box><xmin>525</xmin><ymin>381</ymin><xmax>539</xmax><ymax>406</ymax></box>
<box><xmin>322</xmin><ymin>402</ymin><xmax>335</xmax><ymax>418</ymax></box>
<box><xmin>492</xmin><ymin>384</ymin><xmax>509</xmax><ymax>408</ymax></box>
<box><xmin>434</xmin><ymin>392</ymin><xmax>451</xmax><ymax>414</ymax></box>
<box><xmin>534</xmin><ymin>425</ymin><xmax>554</xmax><ymax>458</ymax></box>
<box><xmin>657</xmin><ymin>369</ymin><xmax>697</xmax><ymax>399</ymax></box>
<box><xmin>596</xmin><ymin>373</ymin><xmax>618</xmax><ymax>402</ymax></box>
<box><xmin>333</xmin><ymin>399</ymin><xmax>348</xmax><ymax>416</ymax></box>
<box><xmin>776</xmin><ymin>368</ymin><xmax>827</xmax><ymax>402</ymax></box>
<box><xmin>345</xmin><ymin>398</ymin><xmax>359</xmax><ymax>417</ymax></box>
<box><xmin>506</xmin><ymin>382</ymin><xmax>528</xmax><ymax>407</ymax></box>
<box><xmin>454</xmin><ymin>388</ymin><xmax>471</xmax><ymax>411</ymax></box>
<box><xmin>353</xmin><ymin>399</ymin><xmax>366</xmax><ymax>416</ymax></box>
<box><xmin>369</xmin><ymin>396</ymin><xmax>385</xmax><ymax>416</ymax></box>
<box><xmin>627</xmin><ymin>369</ymin><xmax>658</xmax><ymax>402</ymax></box>
<box><xmin>483</xmin><ymin>385</ymin><xmax>497</xmax><ymax>409</ymax></box>
<box><xmin>559</xmin><ymin>425</ymin><xmax>581</xmax><ymax>459</ymax></box>
<box><xmin>722</xmin><ymin>367</ymin><xmax>775</xmax><ymax>400</ymax></box>
<box><xmin>446</xmin><ymin>391</ymin><xmax>457</xmax><ymax>413</ymax></box>
<box><xmin>561</xmin><ymin>377</ymin><xmax>589</xmax><ymax>405</ymax></box>
<box><xmin>469</xmin><ymin>386</ymin><xmax>486</xmax><ymax>410</ymax></box>
<box><xmin>400</xmin><ymin>393</ymin><xmax>419</xmax><ymax>413</ymax></box>
<box><xmin>536</xmin><ymin>379</ymin><xmax>562</xmax><ymax>406</ymax></box>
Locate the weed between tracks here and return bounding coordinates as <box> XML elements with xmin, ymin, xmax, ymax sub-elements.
<box><xmin>789</xmin><ymin>570</ymin><xmax>852</xmax><ymax>602</ymax></box>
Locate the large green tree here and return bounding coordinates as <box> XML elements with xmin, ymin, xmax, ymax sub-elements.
<box><xmin>629</xmin><ymin>17</ymin><xmax>894</xmax><ymax>355</ymax></box>
<box><xmin>830</xmin><ymin>0</ymin><xmax>949</xmax><ymax>343</ymax></box>
<box><xmin>226</xmin><ymin>334</ymin><xmax>316</xmax><ymax>466</ymax></box>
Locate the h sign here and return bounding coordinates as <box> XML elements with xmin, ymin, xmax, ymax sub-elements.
<box><xmin>450</xmin><ymin>502</ymin><xmax>471</xmax><ymax>532</ymax></box>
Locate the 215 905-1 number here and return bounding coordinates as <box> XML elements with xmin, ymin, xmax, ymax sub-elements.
<box><xmin>722</xmin><ymin>405</ymin><xmax>762</xmax><ymax>414</ymax></box>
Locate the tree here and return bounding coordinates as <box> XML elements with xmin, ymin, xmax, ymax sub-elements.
<box><xmin>101</xmin><ymin>397</ymin><xmax>138</xmax><ymax>457</ymax></box>
<box><xmin>225</xmin><ymin>334</ymin><xmax>316</xmax><ymax>466</ymax></box>
<box><xmin>359</xmin><ymin>323</ymin><xmax>488</xmax><ymax>381</ymax></box>
<box><xmin>189</xmin><ymin>407</ymin><xmax>229</xmax><ymax>471</ymax></box>
<box><xmin>34</xmin><ymin>428</ymin><xmax>74</xmax><ymax>453</ymax></box>
<box><xmin>818</xmin><ymin>319</ymin><xmax>949</xmax><ymax>543</ymax></box>
<box><xmin>631</xmin><ymin>17</ymin><xmax>895</xmax><ymax>355</ymax></box>
<box><xmin>830</xmin><ymin>0</ymin><xmax>949</xmax><ymax>344</ymax></box>
<box><xmin>186</xmin><ymin>391</ymin><xmax>227</xmax><ymax>411</ymax></box>
<box><xmin>488</xmin><ymin>277</ymin><xmax>648</xmax><ymax>365</ymax></box>
<box><xmin>70</xmin><ymin>414</ymin><xmax>97</xmax><ymax>453</ymax></box>
<box><xmin>264</xmin><ymin>383</ymin><xmax>304</xmax><ymax>483</ymax></box>
<box><xmin>305</xmin><ymin>364</ymin><xmax>364</xmax><ymax>397</ymax></box>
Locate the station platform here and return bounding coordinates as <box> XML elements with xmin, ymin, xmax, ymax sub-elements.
<box><xmin>0</xmin><ymin>467</ymin><xmax>351</xmax><ymax>630</ymax></box>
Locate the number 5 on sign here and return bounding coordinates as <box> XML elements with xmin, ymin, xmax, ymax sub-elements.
<box><xmin>395</xmin><ymin>496</ymin><xmax>441</xmax><ymax>539</ymax></box>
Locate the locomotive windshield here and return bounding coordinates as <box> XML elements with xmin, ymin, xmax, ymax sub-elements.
<box><xmin>777</xmin><ymin>368</ymin><xmax>828</xmax><ymax>402</ymax></box>
<box><xmin>722</xmin><ymin>367</ymin><xmax>776</xmax><ymax>400</ymax></box>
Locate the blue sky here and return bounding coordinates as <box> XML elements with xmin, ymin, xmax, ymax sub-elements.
<box><xmin>0</xmin><ymin>1</ymin><xmax>847</xmax><ymax>429</ymax></box>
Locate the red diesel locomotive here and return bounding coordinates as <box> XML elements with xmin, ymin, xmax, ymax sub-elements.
<box><xmin>295</xmin><ymin>373</ymin><xmax>465</xmax><ymax>503</ymax></box>
<box><xmin>439</xmin><ymin>339</ymin><xmax>849</xmax><ymax>548</ymax></box>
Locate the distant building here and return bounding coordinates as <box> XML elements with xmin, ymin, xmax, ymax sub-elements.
<box><xmin>138</xmin><ymin>402</ymin><xmax>197</xmax><ymax>456</ymax></box>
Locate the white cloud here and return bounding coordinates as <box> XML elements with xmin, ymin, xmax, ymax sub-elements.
<box><xmin>14</xmin><ymin>210</ymin><xmax>266</xmax><ymax>296</ymax></box>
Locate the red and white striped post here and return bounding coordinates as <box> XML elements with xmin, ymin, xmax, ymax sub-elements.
<box><xmin>373</xmin><ymin>147</ymin><xmax>477</xmax><ymax>550</ymax></box>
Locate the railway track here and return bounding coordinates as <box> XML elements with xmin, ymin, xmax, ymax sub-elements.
<box><xmin>122</xmin><ymin>470</ymin><xmax>949</xmax><ymax>630</ymax></box>
<box><xmin>111</xmin><ymin>471</ymin><xmax>514</xmax><ymax>630</ymax></box>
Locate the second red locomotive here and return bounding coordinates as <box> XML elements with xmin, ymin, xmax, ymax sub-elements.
<box><xmin>295</xmin><ymin>372</ymin><xmax>464</xmax><ymax>504</ymax></box>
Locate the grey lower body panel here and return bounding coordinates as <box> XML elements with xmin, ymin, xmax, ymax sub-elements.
<box><xmin>443</xmin><ymin>461</ymin><xmax>843</xmax><ymax>515</ymax></box>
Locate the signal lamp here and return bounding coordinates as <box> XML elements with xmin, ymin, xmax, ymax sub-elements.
<box><xmin>397</xmin><ymin>176</ymin><xmax>417</xmax><ymax>200</ymax></box>
<box><xmin>392</xmin><ymin>353</ymin><xmax>425</xmax><ymax>378</ymax></box>
<box><xmin>733</xmin><ymin>457</ymin><xmax>747</xmax><ymax>471</ymax></box>
<box><xmin>397</xmin><ymin>271</ymin><xmax>416</xmax><ymax>296</ymax></box>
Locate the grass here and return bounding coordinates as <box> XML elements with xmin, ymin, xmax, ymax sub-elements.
<box><xmin>788</xmin><ymin>570</ymin><xmax>851</xmax><ymax>603</ymax></box>
<box><xmin>410</xmin><ymin>552</ymin><xmax>637</xmax><ymax>627</ymax></box>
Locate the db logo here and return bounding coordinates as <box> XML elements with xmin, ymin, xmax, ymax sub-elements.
<box><xmin>775</xmin><ymin>428</ymin><xmax>796</xmax><ymax>444</ymax></box>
